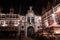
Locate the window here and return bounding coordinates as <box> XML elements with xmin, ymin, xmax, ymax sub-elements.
<box><xmin>14</xmin><ymin>20</ymin><xmax>19</xmax><ymax>26</ymax></box>
<box><xmin>10</xmin><ymin>15</ymin><xmax>13</xmax><ymax>18</ymax></box>
<box><xmin>1</xmin><ymin>21</ymin><xmax>4</xmax><ymax>25</ymax></box>
<box><xmin>56</xmin><ymin>15</ymin><xmax>60</xmax><ymax>24</ymax></box>
<box><xmin>44</xmin><ymin>20</ymin><xmax>49</xmax><ymax>27</ymax></box>
<box><xmin>6</xmin><ymin>15</ymin><xmax>9</xmax><ymax>18</ymax></box>
<box><xmin>27</xmin><ymin>17</ymin><xmax>30</xmax><ymax>23</ymax></box>
<box><xmin>6</xmin><ymin>21</ymin><xmax>9</xmax><ymax>24</ymax></box>
<box><xmin>15</xmin><ymin>15</ymin><xmax>18</xmax><ymax>18</ymax></box>
<box><xmin>2</xmin><ymin>15</ymin><xmax>5</xmax><ymax>18</ymax></box>
<box><xmin>9</xmin><ymin>21</ymin><xmax>12</xmax><ymax>24</ymax></box>
<box><xmin>9</xmin><ymin>21</ymin><xmax>14</xmax><ymax>24</ymax></box>
<box><xmin>13</xmin><ymin>15</ymin><xmax>18</xmax><ymax>18</ymax></box>
<box><xmin>0</xmin><ymin>21</ymin><xmax>3</xmax><ymax>25</ymax></box>
<box><xmin>13</xmin><ymin>16</ymin><xmax>15</xmax><ymax>18</ymax></box>
<box><xmin>48</xmin><ymin>16</ymin><xmax>54</xmax><ymax>25</ymax></box>
<box><xmin>0</xmin><ymin>20</ymin><xmax>7</xmax><ymax>26</ymax></box>
<box><xmin>31</xmin><ymin>17</ymin><xmax>34</xmax><ymax>23</ymax></box>
<box><xmin>55</xmin><ymin>6</ymin><xmax>60</xmax><ymax>24</ymax></box>
<box><xmin>2</xmin><ymin>21</ymin><xmax>7</xmax><ymax>26</ymax></box>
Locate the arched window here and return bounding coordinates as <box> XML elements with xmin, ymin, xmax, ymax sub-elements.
<box><xmin>31</xmin><ymin>17</ymin><xmax>34</xmax><ymax>23</ymax></box>
<box><xmin>27</xmin><ymin>17</ymin><xmax>30</xmax><ymax>23</ymax></box>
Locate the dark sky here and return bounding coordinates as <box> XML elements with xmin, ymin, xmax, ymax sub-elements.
<box><xmin>0</xmin><ymin>0</ymin><xmax>53</xmax><ymax>15</ymax></box>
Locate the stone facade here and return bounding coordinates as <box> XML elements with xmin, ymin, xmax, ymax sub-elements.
<box><xmin>41</xmin><ymin>3</ymin><xmax>60</xmax><ymax>36</ymax></box>
<box><xmin>0</xmin><ymin>6</ymin><xmax>42</xmax><ymax>37</ymax></box>
<box><xmin>20</xmin><ymin>6</ymin><xmax>42</xmax><ymax>37</ymax></box>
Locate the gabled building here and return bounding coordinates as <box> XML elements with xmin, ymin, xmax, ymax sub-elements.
<box><xmin>20</xmin><ymin>6</ymin><xmax>42</xmax><ymax>37</ymax></box>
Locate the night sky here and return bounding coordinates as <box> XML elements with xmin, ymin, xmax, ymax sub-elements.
<box><xmin>0</xmin><ymin>0</ymin><xmax>54</xmax><ymax>15</ymax></box>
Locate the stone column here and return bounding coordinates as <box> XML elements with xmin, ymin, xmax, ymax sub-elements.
<box><xmin>25</xmin><ymin>22</ymin><xmax>27</xmax><ymax>37</ymax></box>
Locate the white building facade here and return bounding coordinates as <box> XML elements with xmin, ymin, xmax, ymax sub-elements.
<box><xmin>0</xmin><ymin>6</ymin><xmax>42</xmax><ymax>37</ymax></box>
<box><xmin>19</xmin><ymin>6</ymin><xmax>42</xmax><ymax>37</ymax></box>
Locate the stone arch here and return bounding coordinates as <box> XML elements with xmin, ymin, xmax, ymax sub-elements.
<box><xmin>27</xmin><ymin>26</ymin><xmax>35</xmax><ymax>37</ymax></box>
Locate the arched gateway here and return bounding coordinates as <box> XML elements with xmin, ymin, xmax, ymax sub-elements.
<box><xmin>27</xmin><ymin>26</ymin><xmax>35</xmax><ymax>37</ymax></box>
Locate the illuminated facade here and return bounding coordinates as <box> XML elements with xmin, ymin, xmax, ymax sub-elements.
<box><xmin>0</xmin><ymin>6</ymin><xmax>42</xmax><ymax>37</ymax></box>
<box><xmin>0</xmin><ymin>7</ymin><xmax>21</xmax><ymax>37</ymax></box>
<box><xmin>41</xmin><ymin>3</ymin><xmax>60</xmax><ymax>36</ymax></box>
<box><xmin>20</xmin><ymin>6</ymin><xmax>42</xmax><ymax>37</ymax></box>
<box><xmin>0</xmin><ymin>8</ymin><xmax>20</xmax><ymax>29</ymax></box>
